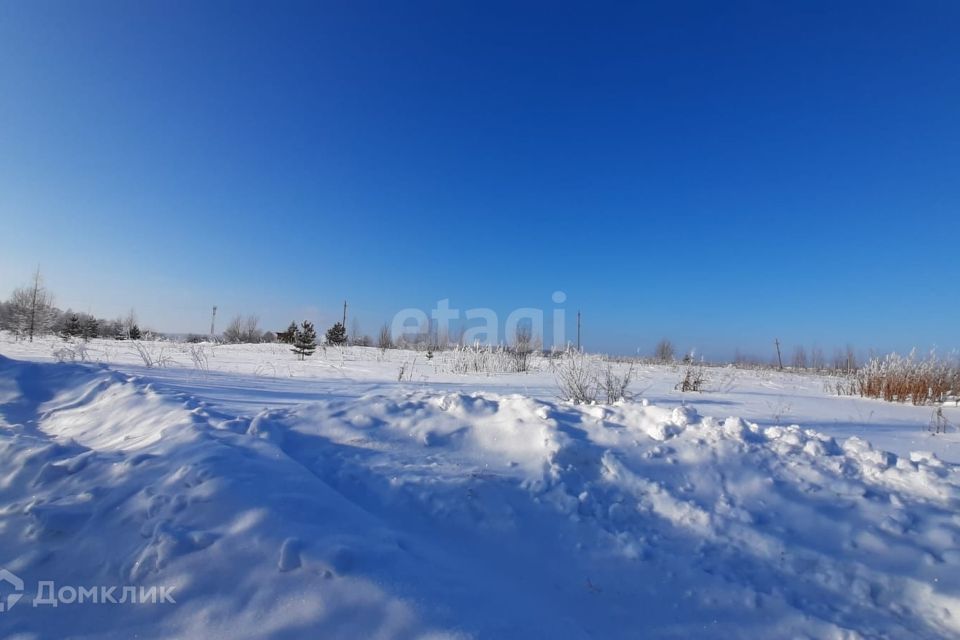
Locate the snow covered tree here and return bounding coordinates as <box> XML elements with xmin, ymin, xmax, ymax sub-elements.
<box><xmin>654</xmin><ymin>339</ymin><xmax>675</xmax><ymax>363</ymax></box>
<box><xmin>510</xmin><ymin>325</ymin><xmax>536</xmax><ymax>373</ymax></box>
<box><xmin>223</xmin><ymin>314</ymin><xmax>262</xmax><ymax>343</ymax></box>
<box><xmin>0</xmin><ymin>300</ymin><xmax>12</xmax><ymax>332</ymax></box>
<box><xmin>80</xmin><ymin>315</ymin><xmax>99</xmax><ymax>340</ymax></box>
<box><xmin>62</xmin><ymin>313</ymin><xmax>83</xmax><ymax>338</ymax></box>
<box><xmin>112</xmin><ymin>318</ymin><xmax>127</xmax><ymax>340</ymax></box>
<box><xmin>378</xmin><ymin>323</ymin><xmax>393</xmax><ymax>351</ymax></box>
<box><xmin>292</xmin><ymin>320</ymin><xmax>317</xmax><ymax>360</ymax></box>
<box><xmin>122</xmin><ymin>309</ymin><xmax>141</xmax><ymax>340</ymax></box>
<box><xmin>326</xmin><ymin>321</ymin><xmax>347</xmax><ymax>346</ymax></box>
<box><xmin>8</xmin><ymin>269</ymin><xmax>55</xmax><ymax>341</ymax></box>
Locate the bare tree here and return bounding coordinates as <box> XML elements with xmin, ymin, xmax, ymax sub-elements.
<box><xmin>223</xmin><ymin>314</ymin><xmax>262</xmax><ymax>343</ymax></box>
<box><xmin>845</xmin><ymin>344</ymin><xmax>857</xmax><ymax>373</ymax></box>
<box><xmin>223</xmin><ymin>316</ymin><xmax>242</xmax><ymax>343</ymax></box>
<box><xmin>811</xmin><ymin>346</ymin><xmax>825</xmax><ymax>371</ymax></box>
<box><xmin>654</xmin><ymin>339</ymin><xmax>675</xmax><ymax>363</ymax></box>
<box><xmin>378</xmin><ymin>323</ymin><xmax>393</xmax><ymax>351</ymax></box>
<box><xmin>792</xmin><ymin>345</ymin><xmax>808</xmax><ymax>370</ymax></box>
<box><xmin>436</xmin><ymin>327</ymin><xmax>450</xmax><ymax>351</ymax></box>
<box><xmin>350</xmin><ymin>317</ymin><xmax>362</xmax><ymax>346</ymax></box>
<box><xmin>123</xmin><ymin>308</ymin><xmax>142</xmax><ymax>340</ymax></box>
<box><xmin>511</xmin><ymin>324</ymin><xmax>534</xmax><ymax>373</ymax></box>
<box><xmin>832</xmin><ymin>345</ymin><xmax>858</xmax><ymax>374</ymax></box>
<box><xmin>244</xmin><ymin>314</ymin><xmax>261</xmax><ymax>342</ymax></box>
<box><xmin>9</xmin><ymin>269</ymin><xmax>55</xmax><ymax>341</ymax></box>
<box><xmin>124</xmin><ymin>308</ymin><xmax>136</xmax><ymax>335</ymax></box>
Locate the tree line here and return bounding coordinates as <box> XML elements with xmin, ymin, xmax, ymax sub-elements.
<box><xmin>0</xmin><ymin>271</ymin><xmax>878</xmax><ymax>374</ymax></box>
<box><xmin>0</xmin><ymin>270</ymin><xmax>145</xmax><ymax>341</ymax></box>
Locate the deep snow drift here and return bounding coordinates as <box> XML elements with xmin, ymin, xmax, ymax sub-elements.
<box><xmin>0</xmin><ymin>340</ymin><xmax>959</xmax><ymax>638</ymax></box>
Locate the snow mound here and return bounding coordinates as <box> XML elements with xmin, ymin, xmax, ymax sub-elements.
<box><xmin>1</xmin><ymin>355</ymin><xmax>958</xmax><ymax>638</ymax></box>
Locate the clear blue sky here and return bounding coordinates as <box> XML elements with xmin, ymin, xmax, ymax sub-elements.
<box><xmin>1</xmin><ymin>1</ymin><xmax>958</xmax><ymax>359</ymax></box>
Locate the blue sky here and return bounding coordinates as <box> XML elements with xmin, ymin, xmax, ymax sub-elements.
<box><xmin>1</xmin><ymin>1</ymin><xmax>958</xmax><ymax>359</ymax></box>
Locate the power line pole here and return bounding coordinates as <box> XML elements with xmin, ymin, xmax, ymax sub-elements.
<box><xmin>210</xmin><ymin>305</ymin><xmax>217</xmax><ymax>338</ymax></box>
<box><xmin>774</xmin><ymin>338</ymin><xmax>783</xmax><ymax>371</ymax></box>
<box><xmin>342</xmin><ymin>300</ymin><xmax>348</xmax><ymax>328</ymax></box>
<box><xmin>577</xmin><ymin>310</ymin><xmax>581</xmax><ymax>352</ymax></box>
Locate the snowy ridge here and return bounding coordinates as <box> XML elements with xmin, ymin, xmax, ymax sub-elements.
<box><xmin>1</xmin><ymin>355</ymin><xmax>959</xmax><ymax>638</ymax></box>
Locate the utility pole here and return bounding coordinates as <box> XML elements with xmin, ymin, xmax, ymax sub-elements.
<box><xmin>210</xmin><ymin>305</ymin><xmax>217</xmax><ymax>338</ymax></box>
<box><xmin>774</xmin><ymin>338</ymin><xmax>783</xmax><ymax>371</ymax></box>
<box><xmin>577</xmin><ymin>311</ymin><xmax>581</xmax><ymax>352</ymax></box>
<box><xmin>342</xmin><ymin>300</ymin><xmax>348</xmax><ymax>328</ymax></box>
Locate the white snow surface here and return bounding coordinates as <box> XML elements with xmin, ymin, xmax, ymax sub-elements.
<box><xmin>1</xmin><ymin>336</ymin><xmax>959</xmax><ymax>638</ymax></box>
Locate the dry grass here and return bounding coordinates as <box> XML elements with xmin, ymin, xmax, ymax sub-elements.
<box><xmin>831</xmin><ymin>351</ymin><xmax>960</xmax><ymax>406</ymax></box>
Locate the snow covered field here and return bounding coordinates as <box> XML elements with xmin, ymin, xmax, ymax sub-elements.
<box><xmin>1</xmin><ymin>335</ymin><xmax>959</xmax><ymax>638</ymax></box>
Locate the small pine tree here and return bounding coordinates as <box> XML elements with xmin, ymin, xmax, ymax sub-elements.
<box><xmin>63</xmin><ymin>313</ymin><xmax>83</xmax><ymax>339</ymax></box>
<box><xmin>129</xmin><ymin>324</ymin><xmax>143</xmax><ymax>340</ymax></box>
<box><xmin>326</xmin><ymin>322</ymin><xmax>347</xmax><ymax>346</ymax></box>
<box><xmin>81</xmin><ymin>316</ymin><xmax>99</xmax><ymax>341</ymax></box>
<box><xmin>292</xmin><ymin>320</ymin><xmax>317</xmax><ymax>360</ymax></box>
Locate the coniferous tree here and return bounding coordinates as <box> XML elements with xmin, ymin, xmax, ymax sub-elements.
<box><xmin>279</xmin><ymin>321</ymin><xmax>298</xmax><ymax>344</ymax></box>
<box><xmin>112</xmin><ymin>319</ymin><xmax>127</xmax><ymax>340</ymax></box>
<box><xmin>62</xmin><ymin>313</ymin><xmax>83</xmax><ymax>338</ymax></box>
<box><xmin>292</xmin><ymin>320</ymin><xmax>317</xmax><ymax>360</ymax></box>
<box><xmin>326</xmin><ymin>321</ymin><xmax>347</xmax><ymax>346</ymax></box>
<box><xmin>128</xmin><ymin>324</ymin><xmax>143</xmax><ymax>340</ymax></box>
<box><xmin>81</xmin><ymin>316</ymin><xmax>99</xmax><ymax>341</ymax></box>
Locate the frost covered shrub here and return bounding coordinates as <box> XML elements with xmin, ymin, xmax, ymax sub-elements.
<box><xmin>676</xmin><ymin>362</ymin><xmax>706</xmax><ymax>392</ymax></box>
<box><xmin>184</xmin><ymin>343</ymin><xmax>210</xmax><ymax>371</ymax></box>
<box><xmin>839</xmin><ymin>351</ymin><xmax>960</xmax><ymax>405</ymax></box>
<box><xmin>554</xmin><ymin>354</ymin><xmax>638</xmax><ymax>404</ymax></box>
<box><xmin>510</xmin><ymin>326</ymin><xmax>535</xmax><ymax>373</ymax></box>
<box><xmin>601</xmin><ymin>363</ymin><xmax>634</xmax><ymax>403</ymax></box>
<box><xmin>554</xmin><ymin>352</ymin><xmax>599</xmax><ymax>404</ymax></box>
<box><xmin>130</xmin><ymin>341</ymin><xmax>175</xmax><ymax>368</ymax></box>
<box><xmin>445</xmin><ymin>343</ymin><xmax>517</xmax><ymax>375</ymax></box>
<box><xmin>52</xmin><ymin>341</ymin><xmax>90</xmax><ymax>363</ymax></box>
